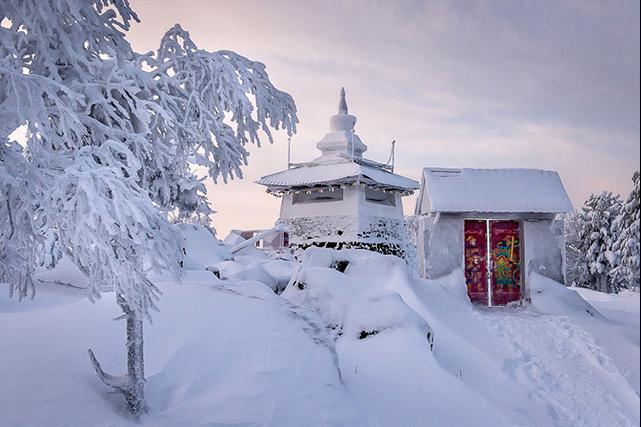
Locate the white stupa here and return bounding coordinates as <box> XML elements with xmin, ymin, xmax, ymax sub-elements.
<box><xmin>257</xmin><ymin>88</ymin><xmax>418</xmax><ymax>256</ymax></box>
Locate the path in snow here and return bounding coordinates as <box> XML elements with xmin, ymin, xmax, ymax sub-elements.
<box><xmin>407</xmin><ymin>272</ymin><xmax>640</xmax><ymax>427</ymax></box>
<box><xmin>481</xmin><ymin>307</ymin><xmax>638</xmax><ymax>427</ymax></box>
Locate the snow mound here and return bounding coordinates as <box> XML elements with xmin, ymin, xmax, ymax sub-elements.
<box><xmin>220</xmin><ymin>261</ymin><xmax>278</xmax><ymax>291</ymax></box>
<box><xmin>529</xmin><ymin>272</ymin><xmax>602</xmax><ymax>317</ymax></box>
<box><xmin>261</xmin><ymin>259</ymin><xmax>297</xmax><ymax>292</ymax></box>
<box><xmin>176</xmin><ymin>223</ymin><xmax>231</xmax><ymax>269</ymax></box>
<box><xmin>178</xmin><ymin>225</ymin><xmax>296</xmax><ymax>292</ymax></box>
<box><xmin>282</xmin><ymin>250</ymin><xmax>511</xmax><ymax>426</ymax></box>
<box><xmin>283</xmin><ymin>248</ymin><xmax>434</xmax><ymax>345</ymax></box>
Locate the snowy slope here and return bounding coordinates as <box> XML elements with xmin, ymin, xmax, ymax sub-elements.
<box><xmin>406</xmin><ymin>271</ymin><xmax>640</xmax><ymax>427</ymax></box>
<box><xmin>0</xmin><ymin>273</ymin><xmax>357</xmax><ymax>426</ymax></box>
<box><xmin>1</xmin><ymin>240</ymin><xmax>639</xmax><ymax>426</ymax></box>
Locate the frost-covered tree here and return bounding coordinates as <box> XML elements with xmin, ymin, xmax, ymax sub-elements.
<box><xmin>611</xmin><ymin>171</ymin><xmax>640</xmax><ymax>290</ymax></box>
<box><xmin>574</xmin><ymin>192</ymin><xmax>623</xmax><ymax>293</ymax></box>
<box><xmin>565</xmin><ymin>212</ymin><xmax>590</xmax><ymax>287</ymax></box>
<box><xmin>0</xmin><ymin>0</ymin><xmax>296</xmax><ymax>415</ymax></box>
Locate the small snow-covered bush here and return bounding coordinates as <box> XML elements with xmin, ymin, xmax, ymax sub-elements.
<box><xmin>283</xmin><ymin>248</ymin><xmax>434</xmax><ymax>348</ymax></box>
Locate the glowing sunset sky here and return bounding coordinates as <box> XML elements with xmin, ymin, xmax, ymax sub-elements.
<box><xmin>128</xmin><ymin>0</ymin><xmax>640</xmax><ymax>237</ymax></box>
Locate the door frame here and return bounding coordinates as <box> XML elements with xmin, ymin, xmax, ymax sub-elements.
<box><xmin>463</xmin><ymin>217</ymin><xmax>524</xmax><ymax>307</ymax></box>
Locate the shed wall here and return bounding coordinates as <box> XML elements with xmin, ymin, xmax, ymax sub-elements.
<box><xmin>523</xmin><ymin>219</ymin><xmax>566</xmax><ymax>284</ymax></box>
<box><xmin>419</xmin><ymin>214</ymin><xmax>566</xmax><ymax>286</ymax></box>
<box><xmin>419</xmin><ymin>215</ymin><xmax>464</xmax><ymax>279</ymax></box>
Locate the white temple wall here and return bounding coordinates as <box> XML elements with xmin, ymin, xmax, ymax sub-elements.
<box><xmin>356</xmin><ymin>191</ymin><xmax>404</xmax><ymax>219</ymax></box>
<box><xmin>280</xmin><ymin>214</ymin><xmax>408</xmax><ymax>246</ymax></box>
<box><xmin>280</xmin><ymin>187</ymin><xmax>404</xmax><ymax>220</ymax></box>
<box><xmin>282</xmin><ymin>214</ymin><xmax>361</xmax><ymax>244</ymax></box>
<box><xmin>278</xmin><ymin>186</ymin><xmax>411</xmax><ymax>257</ymax></box>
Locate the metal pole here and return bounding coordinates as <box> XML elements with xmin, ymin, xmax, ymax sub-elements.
<box><xmin>391</xmin><ymin>140</ymin><xmax>396</xmax><ymax>172</ymax></box>
<box><xmin>287</xmin><ymin>137</ymin><xmax>291</xmax><ymax>169</ymax></box>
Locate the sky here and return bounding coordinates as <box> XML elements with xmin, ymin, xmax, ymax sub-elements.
<box><xmin>127</xmin><ymin>0</ymin><xmax>640</xmax><ymax>237</ymax></box>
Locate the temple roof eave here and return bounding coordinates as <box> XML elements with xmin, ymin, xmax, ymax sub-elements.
<box><xmin>260</xmin><ymin>174</ymin><xmax>418</xmax><ymax>194</ymax></box>
<box><xmin>257</xmin><ymin>160</ymin><xmax>419</xmax><ymax>192</ymax></box>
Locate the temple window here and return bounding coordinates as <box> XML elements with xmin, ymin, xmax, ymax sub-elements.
<box><xmin>365</xmin><ymin>188</ymin><xmax>396</xmax><ymax>206</ymax></box>
<box><xmin>293</xmin><ymin>188</ymin><xmax>344</xmax><ymax>204</ymax></box>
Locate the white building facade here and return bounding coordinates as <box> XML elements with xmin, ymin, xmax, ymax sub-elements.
<box><xmin>258</xmin><ymin>89</ymin><xmax>418</xmax><ymax>257</ymax></box>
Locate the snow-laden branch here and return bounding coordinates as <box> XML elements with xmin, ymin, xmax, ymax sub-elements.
<box><xmin>150</xmin><ymin>24</ymin><xmax>297</xmax><ymax>184</ymax></box>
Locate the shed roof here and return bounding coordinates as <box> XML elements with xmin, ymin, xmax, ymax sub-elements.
<box><xmin>416</xmin><ymin>167</ymin><xmax>574</xmax><ymax>215</ymax></box>
<box><xmin>257</xmin><ymin>160</ymin><xmax>419</xmax><ymax>192</ymax></box>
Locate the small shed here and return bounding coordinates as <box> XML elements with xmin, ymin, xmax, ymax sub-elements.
<box><xmin>415</xmin><ymin>167</ymin><xmax>574</xmax><ymax>306</ymax></box>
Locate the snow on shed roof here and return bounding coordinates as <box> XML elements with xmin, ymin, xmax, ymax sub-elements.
<box><xmin>416</xmin><ymin>167</ymin><xmax>574</xmax><ymax>214</ymax></box>
<box><xmin>258</xmin><ymin>160</ymin><xmax>419</xmax><ymax>191</ymax></box>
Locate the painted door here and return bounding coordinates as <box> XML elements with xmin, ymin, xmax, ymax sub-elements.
<box><xmin>489</xmin><ymin>220</ymin><xmax>521</xmax><ymax>305</ymax></box>
<box><xmin>464</xmin><ymin>220</ymin><xmax>488</xmax><ymax>305</ymax></box>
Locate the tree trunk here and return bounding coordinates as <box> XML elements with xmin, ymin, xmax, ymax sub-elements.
<box><xmin>88</xmin><ymin>295</ymin><xmax>147</xmax><ymax>416</ymax></box>
<box><xmin>597</xmin><ymin>274</ymin><xmax>611</xmax><ymax>293</ymax></box>
<box><xmin>120</xmin><ymin>296</ymin><xmax>147</xmax><ymax>415</ymax></box>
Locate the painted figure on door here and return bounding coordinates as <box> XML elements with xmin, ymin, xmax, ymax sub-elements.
<box><xmin>464</xmin><ymin>220</ymin><xmax>488</xmax><ymax>304</ymax></box>
<box><xmin>492</xmin><ymin>236</ymin><xmax>520</xmax><ymax>288</ymax></box>
<box><xmin>490</xmin><ymin>221</ymin><xmax>522</xmax><ymax>305</ymax></box>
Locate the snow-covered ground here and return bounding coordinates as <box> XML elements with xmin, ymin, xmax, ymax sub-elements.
<box><xmin>1</xmin><ymin>230</ymin><xmax>639</xmax><ymax>426</ymax></box>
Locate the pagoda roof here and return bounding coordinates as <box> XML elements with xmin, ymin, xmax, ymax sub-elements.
<box><xmin>257</xmin><ymin>159</ymin><xmax>419</xmax><ymax>192</ymax></box>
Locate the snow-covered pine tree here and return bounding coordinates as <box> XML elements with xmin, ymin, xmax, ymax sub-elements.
<box><xmin>565</xmin><ymin>212</ymin><xmax>590</xmax><ymax>287</ymax></box>
<box><xmin>0</xmin><ymin>0</ymin><xmax>297</xmax><ymax>414</ymax></box>
<box><xmin>575</xmin><ymin>191</ymin><xmax>623</xmax><ymax>293</ymax></box>
<box><xmin>611</xmin><ymin>171</ymin><xmax>640</xmax><ymax>290</ymax></box>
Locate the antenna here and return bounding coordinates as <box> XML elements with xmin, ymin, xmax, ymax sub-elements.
<box><xmin>391</xmin><ymin>140</ymin><xmax>395</xmax><ymax>172</ymax></box>
<box><xmin>385</xmin><ymin>140</ymin><xmax>396</xmax><ymax>172</ymax></box>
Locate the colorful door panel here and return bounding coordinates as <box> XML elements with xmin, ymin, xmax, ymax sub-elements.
<box><xmin>464</xmin><ymin>219</ymin><xmax>522</xmax><ymax>306</ymax></box>
<box><xmin>489</xmin><ymin>220</ymin><xmax>521</xmax><ymax>305</ymax></box>
<box><xmin>464</xmin><ymin>220</ymin><xmax>488</xmax><ymax>305</ymax></box>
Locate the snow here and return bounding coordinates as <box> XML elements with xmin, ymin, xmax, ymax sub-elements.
<box><xmin>528</xmin><ymin>272</ymin><xmax>601</xmax><ymax>316</ymax></box>
<box><xmin>0</xmin><ymin>273</ymin><xmax>356</xmax><ymax>426</ymax></box>
<box><xmin>1</xmin><ymin>232</ymin><xmax>639</xmax><ymax>426</ymax></box>
<box><xmin>282</xmin><ymin>248</ymin><xmax>434</xmax><ymax>343</ymax></box>
<box><xmin>417</xmin><ymin>167</ymin><xmax>575</xmax><ymax>214</ymax></box>
<box><xmin>258</xmin><ymin>159</ymin><xmax>419</xmax><ymax>191</ymax></box>
<box><xmin>410</xmin><ymin>271</ymin><xmax>640</xmax><ymax>426</ymax></box>
<box><xmin>176</xmin><ymin>223</ymin><xmax>232</xmax><ymax>269</ymax></box>
<box><xmin>574</xmin><ymin>287</ymin><xmax>640</xmax><ymax>327</ymax></box>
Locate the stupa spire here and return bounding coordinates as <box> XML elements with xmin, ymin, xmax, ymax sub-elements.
<box><xmin>315</xmin><ymin>87</ymin><xmax>367</xmax><ymax>160</ymax></box>
<box><xmin>338</xmin><ymin>87</ymin><xmax>348</xmax><ymax>114</ymax></box>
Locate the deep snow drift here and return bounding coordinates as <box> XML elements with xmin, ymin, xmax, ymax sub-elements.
<box><xmin>1</xmin><ymin>228</ymin><xmax>639</xmax><ymax>426</ymax></box>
